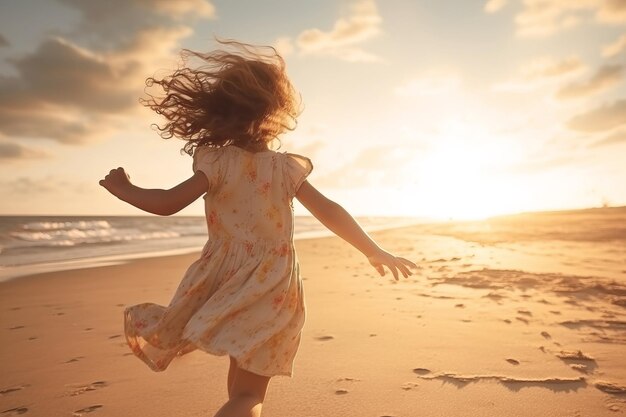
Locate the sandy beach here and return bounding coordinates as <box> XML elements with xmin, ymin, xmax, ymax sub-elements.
<box><xmin>1</xmin><ymin>211</ymin><xmax>626</xmax><ymax>416</ymax></box>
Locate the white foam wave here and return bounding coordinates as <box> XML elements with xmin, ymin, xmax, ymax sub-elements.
<box><xmin>22</xmin><ymin>220</ymin><xmax>112</xmax><ymax>231</ymax></box>
<box><xmin>10</xmin><ymin>226</ymin><xmax>180</xmax><ymax>247</ymax></box>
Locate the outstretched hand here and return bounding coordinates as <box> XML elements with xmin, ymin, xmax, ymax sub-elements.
<box><xmin>99</xmin><ymin>167</ymin><xmax>132</xmax><ymax>199</ymax></box>
<box><xmin>367</xmin><ymin>249</ymin><xmax>417</xmax><ymax>281</ymax></box>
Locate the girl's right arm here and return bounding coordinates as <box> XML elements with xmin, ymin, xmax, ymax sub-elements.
<box><xmin>295</xmin><ymin>181</ymin><xmax>417</xmax><ymax>280</ymax></box>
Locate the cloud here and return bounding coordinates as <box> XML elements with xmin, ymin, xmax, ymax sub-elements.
<box><xmin>0</xmin><ymin>1</ymin><xmax>212</xmax><ymax>148</ymax></box>
<box><xmin>492</xmin><ymin>56</ymin><xmax>585</xmax><ymax>92</ymax></box>
<box><xmin>273</xmin><ymin>37</ymin><xmax>295</xmax><ymax>57</ymax></box>
<box><xmin>602</xmin><ymin>33</ymin><xmax>626</xmax><ymax>57</ymax></box>
<box><xmin>484</xmin><ymin>0</ymin><xmax>508</xmax><ymax>13</ymax></box>
<box><xmin>521</xmin><ymin>56</ymin><xmax>585</xmax><ymax>79</ymax></box>
<box><xmin>590</xmin><ymin>128</ymin><xmax>626</xmax><ymax>147</ymax></box>
<box><xmin>0</xmin><ymin>36</ymin><xmax>148</xmax><ymax>144</ymax></box>
<box><xmin>59</xmin><ymin>0</ymin><xmax>216</xmax><ymax>19</ymax></box>
<box><xmin>10</xmin><ymin>37</ymin><xmax>136</xmax><ymax>113</ymax></box>
<box><xmin>515</xmin><ymin>0</ymin><xmax>626</xmax><ymax>38</ymax></box>
<box><xmin>0</xmin><ymin>33</ymin><xmax>8</xmax><ymax>47</ymax></box>
<box><xmin>294</xmin><ymin>0</ymin><xmax>382</xmax><ymax>62</ymax></box>
<box><xmin>57</xmin><ymin>0</ymin><xmax>214</xmax><ymax>43</ymax></box>
<box><xmin>555</xmin><ymin>64</ymin><xmax>623</xmax><ymax>100</ymax></box>
<box><xmin>596</xmin><ymin>0</ymin><xmax>626</xmax><ymax>23</ymax></box>
<box><xmin>144</xmin><ymin>0</ymin><xmax>215</xmax><ymax>18</ymax></box>
<box><xmin>0</xmin><ymin>176</ymin><xmax>58</xmax><ymax>194</ymax></box>
<box><xmin>567</xmin><ymin>99</ymin><xmax>626</xmax><ymax>133</ymax></box>
<box><xmin>0</xmin><ymin>142</ymin><xmax>49</xmax><ymax>160</ymax></box>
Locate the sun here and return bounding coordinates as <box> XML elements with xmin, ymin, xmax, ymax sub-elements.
<box><xmin>405</xmin><ymin>122</ymin><xmax>531</xmax><ymax>220</ymax></box>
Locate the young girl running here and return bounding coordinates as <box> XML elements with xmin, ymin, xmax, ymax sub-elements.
<box><xmin>99</xmin><ymin>39</ymin><xmax>416</xmax><ymax>417</ymax></box>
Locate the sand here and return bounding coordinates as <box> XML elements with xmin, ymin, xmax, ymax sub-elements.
<box><xmin>1</xmin><ymin>219</ymin><xmax>625</xmax><ymax>416</ymax></box>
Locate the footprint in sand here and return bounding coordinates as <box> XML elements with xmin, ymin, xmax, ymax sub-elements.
<box><xmin>506</xmin><ymin>358</ymin><xmax>520</xmax><ymax>365</ymax></box>
<box><xmin>72</xmin><ymin>405</ymin><xmax>103</xmax><ymax>416</ymax></box>
<box><xmin>540</xmin><ymin>331</ymin><xmax>551</xmax><ymax>339</ymax></box>
<box><xmin>570</xmin><ymin>364</ymin><xmax>590</xmax><ymax>374</ymax></box>
<box><xmin>556</xmin><ymin>350</ymin><xmax>597</xmax><ymax>373</ymax></box>
<box><xmin>595</xmin><ymin>381</ymin><xmax>626</xmax><ymax>395</ymax></box>
<box><xmin>64</xmin><ymin>356</ymin><xmax>85</xmax><ymax>364</ymax></box>
<box><xmin>0</xmin><ymin>385</ymin><xmax>28</xmax><ymax>395</ymax></box>
<box><xmin>68</xmin><ymin>381</ymin><xmax>108</xmax><ymax>396</ymax></box>
<box><xmin>1</xmin><ymin>406</ymin><xmax>28</xmax><ymax>415</ymax></box>
<box><xmin>334</xmin><ymin>389</ymin><xmax>349</xmax><ymax>395</ymax></box>
<box><xmin>108</xmin><ymin>335</ymin><xmax>121</xmax><ymax>339</ymax></box>
<box><xmin>8</xmin><ymin>326</ymin><xmax>24</xmax><ymax>330</ymax></box>
<box><xmin>315</xmin><ymin>336</ymin><xmax>334</xmax><ymax>341</ymax></box>
<box><xmin>412</xmin><ymin>368</ymin><xmax>431</xmax><ymax>375</ymax></box>
<box><xmin>549</xmin><ymin>310</ymin><xmax>561</xmax><ymax>315</ymax></box>
<box><xmin>401</xmin><ymin>382</ymin><xmax>419</xmax><ymax>391</ymax></box>
<box><xmin>517</xmin><ymin>310</ymin><xmax>532</xmax><ymax>316</ymax></box>
<box><xmin>515</xmin><ymin>317</ymin><xmax>529</xmax><ymax>324</ymax></box>
<box><xmin>455</xmin><ymin>304</ymin><xmax>465</xmax><ymax>308</ymax></box>
<box><xmin>336</xmin><ymin>377</ymin><xmax>360</xmax><ymax>382</ymax></box>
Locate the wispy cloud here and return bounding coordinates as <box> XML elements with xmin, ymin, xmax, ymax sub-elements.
<box><xmin>590</xmin><ymin>128</ymin><xmax>626</xmax><ymax>147</ymax></box>
<box><xmin>273</xmin><ymin>36</ymin><xmax>295</xmax><ymax>57</ymax></box>
<box><xmin>515</xmin><ymin>0</ymin><xmax>626</xmax><ymax>38</ymax></box>
<box><xmin>57</xmin><ymin>0</ymin><xmax>214</xmax><ymax>41</ymax></box>
<box><xmin>492</xmin><ymin>55</ymin><xmax>585</xmax><ymax>92</ymax></box>
<box><xmin>567</xmin><ymin>99</ymin><xmax>626</xmax><ymax>133</ymax></box>
<box><xmin>555</xmin><ymin>64</ymin><xmax>623</xmax><ymax>100</ymax></box>
<box><xmin>289</xmin><ymin>0</ymin><xmax>383</xmax><ymax>62</ymax></box>
<box><xmin>521</xmin><ymin>56</ymin><xmax>585</xmax><ymax>79</ymax></box>
<box><xmin>602</xmin><ymin>33</ymin><xmax>626</xmax><ymax>57</ymax></box>
<box><xmin>484</xmin><ymin>0</ymin><xmax>508</xmax><ymax>14</ymax></box>
<box><xmin>0</xmin><ymin>142</ymin><xmax>49</xmax><ymax>160</ymax></box>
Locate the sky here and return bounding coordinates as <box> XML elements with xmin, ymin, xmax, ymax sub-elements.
<box><xmin>0</xmin><ymin>0</ymin><xmax>624</xmax><ymax>219</ymax></box>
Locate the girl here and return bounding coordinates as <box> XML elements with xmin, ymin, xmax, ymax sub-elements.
<box><xmin>99</xmin><ymin>39</ymin><xmax>416</xmax><ymax>417</ymax></box>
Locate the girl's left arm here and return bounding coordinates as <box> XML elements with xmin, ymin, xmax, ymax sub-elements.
<box><xmin>99</xmin><ymin>167</ymin><xmax>208</xmax><ymax>216</ymax></box>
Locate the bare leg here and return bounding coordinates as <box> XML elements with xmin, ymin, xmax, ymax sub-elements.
<box><xmin>214</xmin><ymin>359</ymin><xmax>271</xmax><ymax>417</ymax></box>
<box><xmin>227</xmin><ymin>356</ymin><xmax>237</xmax><ymax>399</ymax></box>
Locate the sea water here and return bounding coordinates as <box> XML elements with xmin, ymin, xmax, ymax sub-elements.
<box><xmin>0</xmin><ymin>215</ymin><xmax>419</xmax><ymax>281</ymax></box>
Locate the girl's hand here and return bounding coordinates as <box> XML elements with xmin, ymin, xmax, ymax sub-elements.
<box><xmin>99</xmin><ymin>167</ymin><xmax>132</xmax><ymax>199</ymax></box>
<box><xmin>367</xmin><ymin>249</ymin><xmax>417</xmax><ymax>281</ymax></box>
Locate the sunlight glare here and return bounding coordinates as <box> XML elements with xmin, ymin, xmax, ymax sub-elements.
<box><xmin>406</xmin><ymin>122</ymin><xmax>529</xmax><ymax>220</ymax></box>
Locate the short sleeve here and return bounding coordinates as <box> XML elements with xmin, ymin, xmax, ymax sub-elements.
<box><xmin>283</xmin><ymin>153</ymin><xmax>313</xmax><ymax>197</ymax></box>
<box><xmin>192</xmin><ymin>146</ymin><xmax>223</xmax><ymax>191</ymax></box>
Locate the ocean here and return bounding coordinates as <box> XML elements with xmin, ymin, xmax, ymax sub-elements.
<box><xmin>0</xmin><ymin>215</ymin><xmax>419</xmax><ymax>281</ymax></box>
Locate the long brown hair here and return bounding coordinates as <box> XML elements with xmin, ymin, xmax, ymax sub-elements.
<box><xmin>141</xmin><ymin>39</ymin><xmax>302</xmax><ymax>156</ymax></box>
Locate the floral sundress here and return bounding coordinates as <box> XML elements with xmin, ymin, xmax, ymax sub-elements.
<box><xmin>124</xmin><ymin>145</ymin><xmax>313</xmax><ymax>377</ymax></box>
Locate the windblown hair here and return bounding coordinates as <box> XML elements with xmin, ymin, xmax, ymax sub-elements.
<box><xmin>141</xmin><ymin>39</ymin><xmax>301</xmax><ymax>156</ymax></box>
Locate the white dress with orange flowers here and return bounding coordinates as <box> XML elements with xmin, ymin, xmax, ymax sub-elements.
<box><xmin>124</xmin><ymin>145</ymin><xmax>313</xmax><ymax>377</ymax></box>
